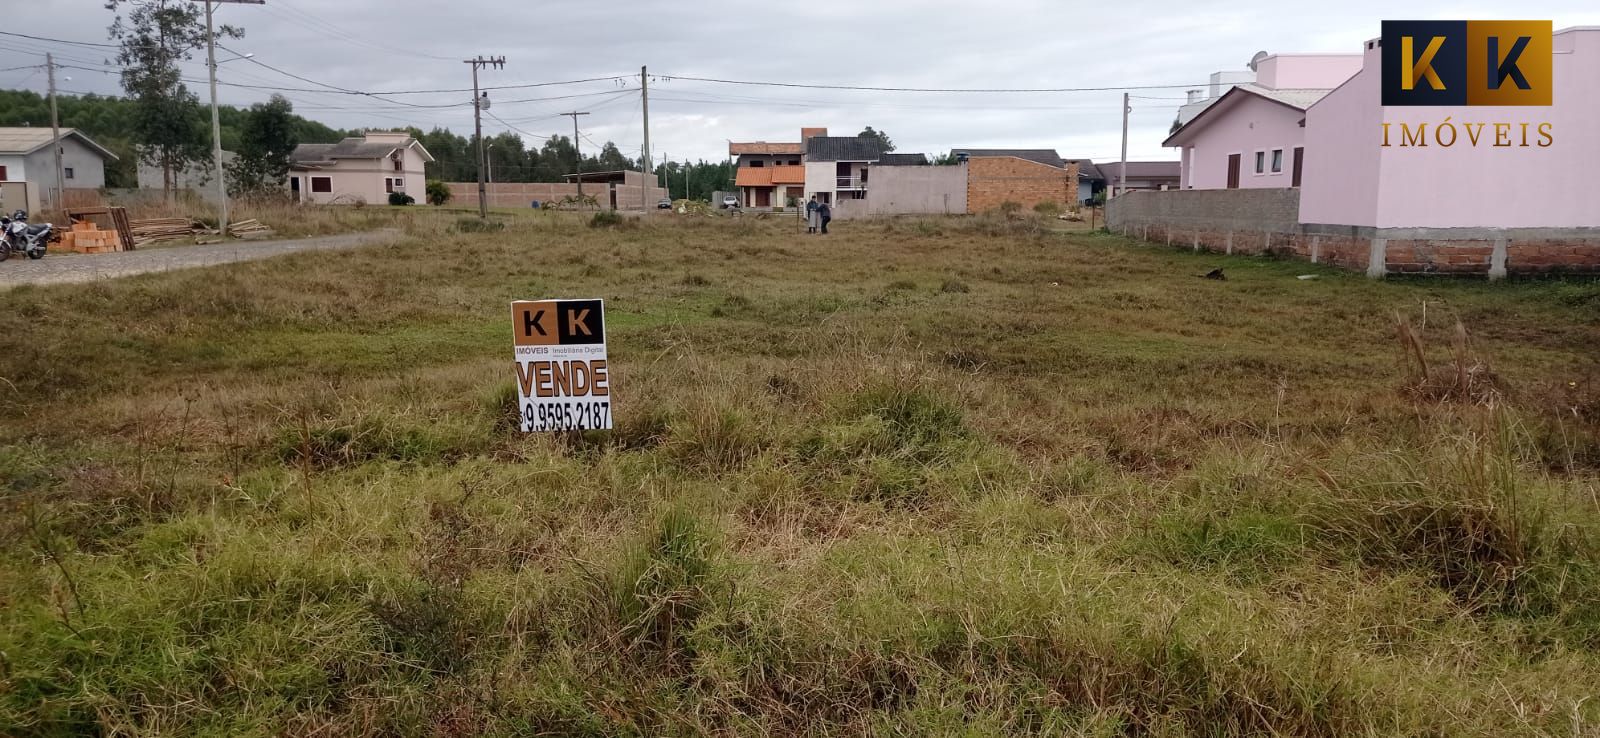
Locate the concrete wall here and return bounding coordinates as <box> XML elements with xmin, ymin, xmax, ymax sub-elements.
<box><xmin>1301</xmin><ymin>28</ymin><xmax>1600</xmax><ymax>229</ymax></box>
<box><xmin>0</xmin><ymin>181</ymin><xmax>39</xmax><ymax>215</ymax></box>
<box><xmin>1109</xmin><ymin>188</ymin><xmax>1600</xmax><ymax>277</ymax></box>
<box><xmin>137</xmin><ymin>151</ymin><xmax>235</xmax><ymax>203</ymax></box>
<box><xmin>1108</xmin><ymin>188</ymin><xmax>1301</xmax><ymax>234</ymax></box>
<box><xmin>1178</xmin><ymin>93</ymin><xmax>1306</xmax><ymax>190</ymax></box>
<box><xmin>1253</xmin><ymin>54</ymin><xmax>1361</xmax><ymax>90</ymax></box>
<box><xmin>966</xmin><ymin>157</ymin><xmax>1078</xmax><ymax>214</ymax></box>
<box><xmin>832</xmin><ymin>164</ymin><xmax>965</xmax><ymax>218</ymax></box>
<box><xmin>804</xmin><ymin>162</ymin><xmax>836</xmax><ymax>202</ymax></box>
<box><xmin>446</xmin><ymin>179</ymin><xmax>668</xmax><ymax>210</ymax></box>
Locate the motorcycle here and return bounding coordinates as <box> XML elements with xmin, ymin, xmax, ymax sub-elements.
<box><xmin>0</xmin><ymin>210</ymin><xmax>55</xmax><ymax>261</ymax></box>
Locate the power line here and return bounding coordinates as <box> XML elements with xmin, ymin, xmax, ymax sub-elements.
<box><xmin>0</xmin><ymin>30</ymin><xmax>117</xmax><ymax>48</ymax></box>
<box><xmin>658</xmin><ymin>74</ymin><xmax>1216</xmax><ymax>94</ymax></box>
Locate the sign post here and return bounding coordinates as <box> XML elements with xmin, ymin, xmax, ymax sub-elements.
<box><xmin>511</xmin><ymin>299</ymin><xmax>611</xmax><ymax>432</ymax></box>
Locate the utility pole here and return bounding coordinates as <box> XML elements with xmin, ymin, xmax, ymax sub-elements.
<box><xmin>465</xmin><ymin>55</ymin><xmax>505</xmax><ymax>219</ymax></box>
<box><xmin>486</xmin><ymin>142</ymin><xmax>494</xmax><ymax>208</ymax></box>
<box><xmin>45</xmin><ymin>53</ymin><xmax>64</xmax><ymax>213</ymax></box>
<box><xmin>193</xmin><ymin>0</ymin><xmax>264</xmax><ymax>237</ymax></box>
<box><xmin>561</xmin><ymin>111</ymin><xmax>590</xmax><ymax>199</ymax></box>
<box><xmin>640</xmin><ymin>65</ymin><xmax>651</xmax><ymax>213</ymax></box>
<box><xmin>1118</xmin><ymin>92</ymin><xmax>1130</xmax><ymax>199</ymax></box>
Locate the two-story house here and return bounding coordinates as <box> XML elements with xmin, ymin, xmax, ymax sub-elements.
<box><xmin>288</xmin><ymin>131</ymin><xmax>434</xmax><ymax>205</ymax></box>
<box><xmin>729</xmin><ymin>127</ymin><xmax>827</xmax><ymax>208</ymax></box>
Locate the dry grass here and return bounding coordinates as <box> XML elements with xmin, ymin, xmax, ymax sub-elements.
<box><xmin>0</xmin><ymin>213</ymin><xmax>1598</xmax><ymax>736</ymax></box>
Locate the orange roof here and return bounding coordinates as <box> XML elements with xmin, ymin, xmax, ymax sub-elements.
<box><xmin>729</xmin><ymin>141</ymin><xmax>804</xmax><ymax>156</ymax></box>
<box><xmin>770</xmin><ymin>167</ymin><xmax>805</xmax><ymax>184</ymax></box>
<box><xmin>735</xmin><ymin>167</ymin><xmax>773</xmax><ymax>186</ymax></box>
<box><xmin>801</xmin><ymin>127</ymin><xmax>828</xmax><ymax>140</ymax></box>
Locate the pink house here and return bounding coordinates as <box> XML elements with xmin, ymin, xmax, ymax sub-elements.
<box><xmin>1300</xmin><ymin>26</ymin><xmax>1600</xmax><ymax>230</ymax></box>
<box><xmin>289</xmin><ymin>131</ymin><xmax>434</xmax><ymax>205</ymax></box>
<box><xmin>1163</xmin><ymin>54</ymin><xmax>1361</xmax><ymax>190</ymax></box>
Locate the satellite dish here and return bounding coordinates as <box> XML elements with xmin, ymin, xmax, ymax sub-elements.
<box><xmin>1248</xmin><ymin>51</ymin><xmax>1270</xmax><ymax>72</ymax></box>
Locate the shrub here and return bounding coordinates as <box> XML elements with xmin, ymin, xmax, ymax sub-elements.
<box><xmin>1032</xmin><ymin>200</ymin><xmax>1062</xmax><ymax>216</ymax></box>
<box><xmin>425</xmin><ymin>180</ymin><xmax>452</xmax><ymax>206</ymax></box>
<box><xmin>589</xmin><ymin>210</ymin><xmax>633</xmax><ymax>229</ymax></box>
<box><xmin>997</xmin><ymin>200</ymin><xmax>1022</xmax><ymax>217</ymax></box>
<box><xmin>387</xmin><ymin>192</ymin><xmax>415</xmax><ymax>206</ymax></box>
<box><xmin>452</xmin><ymin>217</ymin><xmax>504</xmax><ymax>234</ymax></box>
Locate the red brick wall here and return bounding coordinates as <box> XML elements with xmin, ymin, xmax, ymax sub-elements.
<box><xmin>966</xmin><ymin>157</ymin><xmax>1079</xmax><ymax>214</ymax></box>
<box><xmin>1508</xmin><ymin>241</ymin><xmax>1600</xmax><ymax>273</ymax></box>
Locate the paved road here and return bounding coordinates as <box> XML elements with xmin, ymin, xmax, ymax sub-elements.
<box><xmin>0</xmin><ymin>229</ymin><xmax>402</xmax><ymax>289</ymax></box>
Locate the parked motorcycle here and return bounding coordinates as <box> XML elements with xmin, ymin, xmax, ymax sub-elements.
<box><xmin>0</xmin><ymin>210</ymin><xmax>54</xmax><ymax>261</ymax></box>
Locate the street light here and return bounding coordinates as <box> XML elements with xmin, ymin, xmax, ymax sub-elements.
<box><xmin>190</xmin><ymin>0</ymin><xmax>265</xmax><ymax>239</ymax></box>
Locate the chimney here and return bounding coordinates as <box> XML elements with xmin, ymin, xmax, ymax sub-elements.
<box><xmin>1187</xmin><ymin>89</ymin><xmax>1204</xmax><ymax>103</ymax></box>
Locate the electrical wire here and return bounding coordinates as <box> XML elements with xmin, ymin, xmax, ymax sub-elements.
<box><xmin>658</xmin><ymin>74</ymin><xmax>1216</xmax><ymax>94</ymax></box>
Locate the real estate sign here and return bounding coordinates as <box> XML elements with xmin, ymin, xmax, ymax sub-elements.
<box><xmin>511</xmin><ymin>299</ymin><xmax>611</xmax><ymax>432</ymax></box>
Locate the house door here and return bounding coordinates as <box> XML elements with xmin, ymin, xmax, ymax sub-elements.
<box><xmin>289</xmin><ymin>176</ymin><xmax>301</xmax><ymax>202</ymax></box>
<box><xmin>1291</xmin><ymin>147</ymin><xmax>1304</xmax><ymax>188</ymax></box>
<box><xmin>1226</xmin><ymin>154</ymin><xmax>1241</xmax><ymax>189</ymax></box>
<box><xmin>755</xmin><ymin>188</ymin><xmax>771</xmax><ymax>207</ymax></box>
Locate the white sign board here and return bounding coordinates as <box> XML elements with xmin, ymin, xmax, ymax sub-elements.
<box><xmin>511</xmin><ymin>298</ymin><xmax>611</xmax><ymax>431</ymax></box>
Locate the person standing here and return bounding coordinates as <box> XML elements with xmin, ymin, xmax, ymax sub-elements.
<box><xmin>818</xmin><ymin>199</ymin><xmax>832</xmax><ymax>235</ymax></box>
<box><xmin>805</xmin><ymin>196</ymin><xmax>819</xmax><ymax>234</ymax></box>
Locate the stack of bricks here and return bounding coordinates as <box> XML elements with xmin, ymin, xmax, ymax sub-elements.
<box><xmin>62</xmin><ymin>221</ymin><xmax>121</xmax><ymax>254</ymax></box>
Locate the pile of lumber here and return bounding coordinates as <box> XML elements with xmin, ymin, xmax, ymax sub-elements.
<box><xmin>228</xmin><ymin>219</ymin><xmax>275</xmax><ymax>239</ymax></box>
<box><xmin>130</xmin><ymin>217</ymin><xmax>209</xmax><ymax>247</ymax></box>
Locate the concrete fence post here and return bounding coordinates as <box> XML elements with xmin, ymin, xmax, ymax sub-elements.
<box><xmin>1310</xmin><ymin>236</ymin><xmax>1321</xmax><ymax>264</ymax></box>
<box><xmin>1367</xmin><ymin>238</ymin><xmax>1388</xmax><ymax>279</ymax></box>
<box><xmin>1192</xmin><ymin>231</ymin><xmax>1200</xmax><ymax>252</ymax></box>
<box><xmin>1226</xmin><ymin>232</ymin><xmax>1233</xmax><ymax>255</ymax></box>
<box><xmin>1489</xmin><ymin>237</ymin><xmax>1508</xmax><ymax>280</ymax></box>
<box><xmin>1264</xmin><ymin>232</ymin><xmax>1272</xmax><ymax>253</ymax></box>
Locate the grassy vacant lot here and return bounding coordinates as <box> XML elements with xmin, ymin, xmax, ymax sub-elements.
<box><xmin>2</xmin><ymin>211</ymin><xmax>1598</xmax><ymax>736</ymax></box>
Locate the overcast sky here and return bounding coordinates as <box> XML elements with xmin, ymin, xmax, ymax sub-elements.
<box><xmin>4</xmin><ymin>1</ymin><xmax>1598</xmax><ymax>166</ymax></box>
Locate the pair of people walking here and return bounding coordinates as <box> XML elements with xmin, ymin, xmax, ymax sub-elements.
<box><xmin>805</xmin><ymin>196</ymin><xmax>831</xmax><ymax>235</ymax></box>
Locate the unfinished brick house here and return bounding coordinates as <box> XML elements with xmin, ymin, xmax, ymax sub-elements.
<box><xmin>952</xmin><ymin>149</ymin><xmax>1079</xmax><ymax>213</ymax></box>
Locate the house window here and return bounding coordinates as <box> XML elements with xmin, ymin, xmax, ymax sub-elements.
<box><xmin>749</xmin><ymin>160</ymin><xmax>764</xmax><ymax>167</ymax></box>
<box><xmin>311</xmin><ymin>176</ymin><xmax>332</xmax><ymax>193</ymax></box>
<box><xmin>1254</xmin><ymin>151</ymin><xmax>1266</xmax><ymax>174</ymax></box>
<box><xmin>789</xmin><ymin>159</ymin><xmax>800</xmax><ymax>165</ymax></box>
<box><xmin>1270</xmin><ymin>149</ymin><xmax>1283</xmax><ymax>173</ymax></box>
<box><xmin>392</xmin><ymin>156</ymin><xmax>402</xmax><ymax>172</ymax></box>
<box><xmin>386</xmin><ymin>177</ymin><xmax>404</xmax><ymax>192</ymax></box>
<box><xmin>64</xmin><ymin>167</ymin><xmax>75</xmax><ymax>180</ymax></box>
<box><xmin>0</xmin><ymin>166</ymin><xmax>8</xmax><ymax>180</ymax></box>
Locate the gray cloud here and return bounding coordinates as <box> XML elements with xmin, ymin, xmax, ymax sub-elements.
<box><xmin>5</xmin><ymin>0</ymin><xmax>1598</xmax><ymax>166</ymax></box>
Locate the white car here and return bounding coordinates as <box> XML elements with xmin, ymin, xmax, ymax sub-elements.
<box><xmin>722</xmin><ymin>196</ymin><xmax>739</xmax><ymax>209</ymax></box>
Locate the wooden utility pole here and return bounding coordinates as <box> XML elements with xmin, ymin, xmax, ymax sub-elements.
<box><xmin>192</xmin><ymin>0</ymin><xmax>264</xmax><ymax>236</ymax></box>
<box><xmin>1118</xmin><ymin>92</ymin><xmax>1129</xmax><ymax>199</ymax></box>
<box><xmin>465</xmin><ymin>55</ymin><xmax>506</xmax><ymax>218</ymax></box>
<box><xmin>561</xmin><ymin>111</ymin><xmax>590</xmax><ymax>199</ymax></box>
<box><xmin>640</xmin><ymin>65</ymin><xmax>650</xmax><ymax>213</ymax></box>
<box><xmin>45</xmin><ymin>53</ymin><xmax>64</xmax><ymax>212</ymax></box>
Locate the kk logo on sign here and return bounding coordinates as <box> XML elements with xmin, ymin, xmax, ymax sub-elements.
<box><xmin>512</xmin><ymin>299</ymin><xmax>606</xmax><ymax>346</ymax></box>
<box><xmin>1381</xmin><ymin>20</ymin><xmax>1552</xmax><ymax>106</ymax></box>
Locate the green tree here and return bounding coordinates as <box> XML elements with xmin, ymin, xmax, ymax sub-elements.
<box><xmin>931</xmin><ymin>151</ymin><xmax>961</xmax><ymax>166</ymax></box>
<box><xmin>107</xmin><ymin>0</ymin><xmax>242</xmax><ymax>199</ymax></box>
<box><xmin>425</xmin><ymin>180</ymin><xmax>452</xmax><ymax>206</ymax></box>
<box><xmin>857</xmin><ymin>126</ymin><xmax>895</xmax><ymax>152</ymax></box>
<box><xmin>597</xmin><ymin>141</ymin><xmax>633</xmax><ymax>171</ymax></box>
<box><xmin>226</xmin><ymin>94</ymin><xmax>298</xmax><ymax>197</ymax></box>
